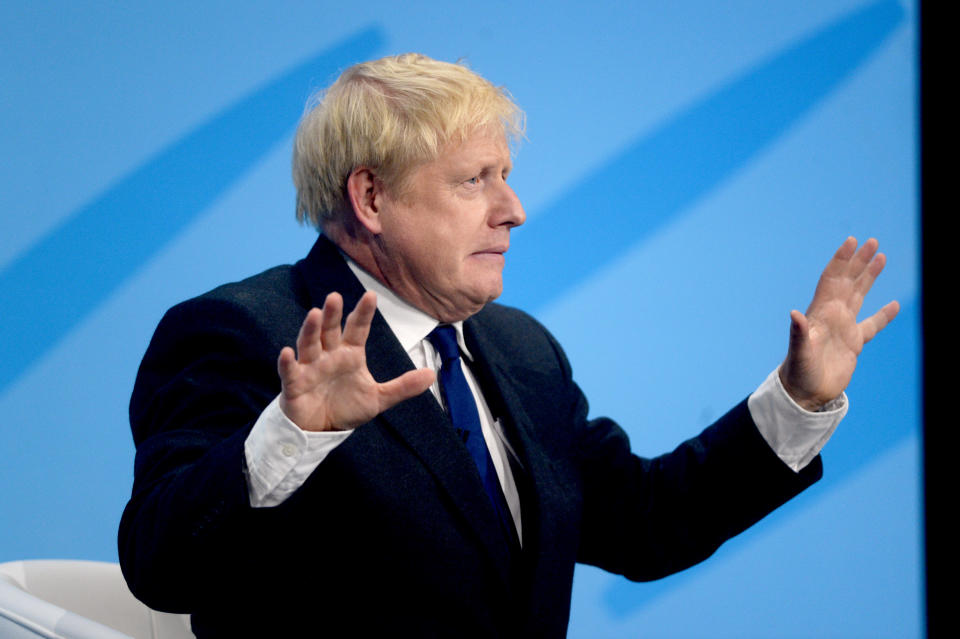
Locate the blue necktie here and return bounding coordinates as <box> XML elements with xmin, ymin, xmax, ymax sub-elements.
<box><xmin>428</xmin><ymin>325</ymin><xmax>518</xmax><ymax>548</ymax></box>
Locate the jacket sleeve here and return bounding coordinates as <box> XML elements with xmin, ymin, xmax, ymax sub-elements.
<box><xmin>574</xmin><ymin>397</ymin><xmax>822</xmax><ymax>581</ymax></box>
<box><xmin>118</xmin><ymin>293</ymin><xmax>300</xmax><ymax>611</ymax></box>
<box><xmin>525</xmin><ymin>316</ymin><xmax>823</xmax><ymax>581</ymax></box>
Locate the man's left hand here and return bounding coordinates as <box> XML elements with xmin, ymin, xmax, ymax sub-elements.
<box><xmin>779</xmin><ymin>237</ymin><xmax>899</xmax><ymax>411</ymax></box>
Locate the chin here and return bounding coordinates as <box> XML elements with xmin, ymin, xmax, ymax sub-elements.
<box><xmin>474</xmin><ymin>279</ymin><xmax>504</xmax><ymax>304</ymax></box>
<box><xmin>446</xmin><ymin>285</ymin><xmax>502</xmax><ymax>321</ymax></box>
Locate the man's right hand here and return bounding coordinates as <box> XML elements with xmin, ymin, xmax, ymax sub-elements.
<box><xmin>277</xmin><ymin>291</ymin><xmax>435</xmax><ymax>431</ymax></box>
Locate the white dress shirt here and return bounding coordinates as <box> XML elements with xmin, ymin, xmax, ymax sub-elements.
<box><xmin>244</xmin><ymin>260</ymin><xmax>847</xmax><ymax>534</ymax></box>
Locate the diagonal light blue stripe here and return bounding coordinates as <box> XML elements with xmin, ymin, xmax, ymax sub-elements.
<box><xmin>500</xmin><ymin>0</ymin><xmax>905</xmax><ymax>314</ymax></box>
<box><xmin>0</xmin><ymin>27</ymin><xmax>384</xmax><ymax>394</ymax></box>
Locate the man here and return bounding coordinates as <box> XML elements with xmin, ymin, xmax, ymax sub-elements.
<box><xmin>119</xmin><ymin>54</ymin><xmax>898</xmax><ymax>637</ymax></box>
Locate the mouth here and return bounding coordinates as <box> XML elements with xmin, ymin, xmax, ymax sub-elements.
<box><xmin>469</xmin><ymin>248</ymin><xmax>507</xmax><ymax>267</ymax></box>
<box><xmin>472</xmin><ymin>245</ymin><xmax>509</xmax><ymax>257</ymax></box>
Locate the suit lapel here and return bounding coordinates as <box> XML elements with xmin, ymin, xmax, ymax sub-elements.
<box><xmin>296</xmin><ymin>236</ymin><xmax>514</xmax><ymax>587</ymax></box>
<box><xmin>464</xmin><ymin>315</ymin><xmax>580</xmax><ymax>610</ymax></box>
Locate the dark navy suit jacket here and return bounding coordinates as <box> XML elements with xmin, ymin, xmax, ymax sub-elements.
<box><xmin>119</xmin><ymin>235</ymin><xmax>821</xmax><ymax>638</ymax></box>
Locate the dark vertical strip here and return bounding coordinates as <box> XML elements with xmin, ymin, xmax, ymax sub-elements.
<box><xmin>920</xmin><ymin>0</ymin><xmax>938</xmax><ymax>636</ymax></box>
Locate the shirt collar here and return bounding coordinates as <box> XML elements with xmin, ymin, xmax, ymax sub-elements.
<box><xmin>344</xmin><ymin>255</ymin><xmax>473</xmax><ymax>360</ymax></box>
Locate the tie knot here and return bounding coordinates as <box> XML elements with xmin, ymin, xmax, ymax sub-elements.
<box><xmin>427</xmin><ymin>325</ymin><xmax>461</xmax><ymax>363</ymax></box>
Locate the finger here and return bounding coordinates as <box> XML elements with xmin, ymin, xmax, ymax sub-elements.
<box><xmin>319</xmin><ymin>292</ymin><xmax>344</xmax><ymax>350</ymax></box>
<box><xmin>820</xmin><ymin>236</ymin><xmax>858</xmax><ymax>279</ymax></box>
<box><xmin>847</xmin><ymin>237</ymin><xmax>879</xmax><ymax>278</ymax></box>
<box><xmin>277</xmin><ymin>346</ymin><xmax>298</xmax><ymax>386</ymax></box>
<box><xmin>295</xmin><ymin>308</ymin><xmax>324</xmax><ymax>363</ymax></box>
<box><xmin>860</xmin><ymin>299</ymin><xmax>900</xmax><ymax>345</ymax></box>
<box><xmin>342</xmin><ymin>291</ymin><xmax>378</xmax><ymax>347</ymax></box>
<box><xmin>851</xmin><ymin>251</ymin><xmax>886</xmax><ymax>304</ymax></box>
<box><xmin>377</xmin><ymin>368</ymin><xmax>436</xmax><ymax>410</ymax></box>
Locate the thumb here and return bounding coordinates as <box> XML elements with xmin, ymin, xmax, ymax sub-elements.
<box><xmin>788</xmin><ymin>309</ymin><xmax>809</xmax><ymax>354</ymax></box>
<box><xmin>377</xmin><ymin>368</ymin><xmax>437</xmax><ymax>411</ymax></box>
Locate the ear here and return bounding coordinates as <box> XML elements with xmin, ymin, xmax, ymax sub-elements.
<box><xmin>346</xmin><ymin>167</ymin><xmax>385</xmax><ymax>235</ymax></box>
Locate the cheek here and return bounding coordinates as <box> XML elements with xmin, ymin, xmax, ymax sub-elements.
<box><xmin>414</xmin><ymin>243</ymin><xmax>458</xmax><ymax>283</ymax></box>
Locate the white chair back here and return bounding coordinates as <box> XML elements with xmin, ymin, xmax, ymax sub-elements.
<box><xmin>0</xmin><ymin>560</ymin><xmax>194</xmax><ymax>639</ymax></box>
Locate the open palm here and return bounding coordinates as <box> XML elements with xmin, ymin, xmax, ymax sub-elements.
<box><xmin>779</xmin><ymin>237</ymin><xmax>899</xmax><ymax>411</ymax></box>
<box><xmin>278</xmin><ymin>291</ymin><xmax>435</xmax><ymax>431</ymax></box>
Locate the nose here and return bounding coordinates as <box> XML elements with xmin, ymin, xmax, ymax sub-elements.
<box><xmin>491</xmin><ymin>181</ymin><xmax>526</xmax><ymax>229</ymax></box>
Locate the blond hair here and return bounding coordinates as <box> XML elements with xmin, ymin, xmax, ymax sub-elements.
<box><xmin>292</xmin><ymin>53</ymin><xmax>525</xmax><ymax>229</ymax></box>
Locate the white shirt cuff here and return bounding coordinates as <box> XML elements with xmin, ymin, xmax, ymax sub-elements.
<box><xmin>244</xmin><ymin>395</ymin><xmax>353</xmax><ymax>507</ymax></box>
<box><xmin>747</xmin><ymin>367</ymin><xmax>847</xmax><ymax>472</ymax></box>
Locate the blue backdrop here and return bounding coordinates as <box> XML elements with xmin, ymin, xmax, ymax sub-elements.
<box><xmin>1</xmin><ymin>1</ymin><xmax>919</xmax><ymax>636</ymax></box>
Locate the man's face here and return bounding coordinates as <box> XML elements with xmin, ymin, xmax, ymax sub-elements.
<box><xmin>373</xmin><ymin>126</ymin><xmax>526</xmax><ymax>322</ymax></box>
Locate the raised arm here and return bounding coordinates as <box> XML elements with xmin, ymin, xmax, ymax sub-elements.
<box><xmin>778</xmin><ymin>237</ymin><xmax>899</xmax><ymax>410</ymax></box>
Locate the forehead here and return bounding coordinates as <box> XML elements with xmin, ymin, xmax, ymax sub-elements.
<box><xmin>389</xmin><ymin>125</ymin><xmax>511</xmax><ymax>200</ymax></box>
<box><xmin>433</xmin><ymin>125</ymin><xmax>511</xmax><ymax>171</ymax></box>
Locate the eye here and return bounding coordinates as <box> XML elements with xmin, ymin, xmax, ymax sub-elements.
<box><xmin>465</xmin><ymin>176</ymin><xmax>480</xmax><ymax>185</ymax></box>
